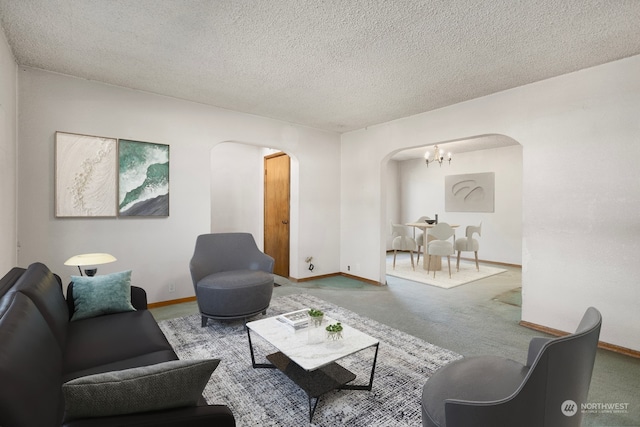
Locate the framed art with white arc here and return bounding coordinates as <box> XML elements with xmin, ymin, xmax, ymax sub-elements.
<box><xmin>118</xmin><ymin>139</ymin><xmax>169</xmax><ymax>217</ymax></box>
<box><xmin>445</xmin><ymin>172</ymin><xmax>495</xmax><ymax>212</ymax></box>
<box><xmin>55</xmin><ymin>132</ymin><xmax>118</xmax><ymax>218</ymax></box>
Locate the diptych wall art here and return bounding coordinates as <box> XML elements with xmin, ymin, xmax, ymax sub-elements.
<box><xmin>54</xmin><ymin>132</ymin><xmax>169</xmax><ymax>218</ymax></box>
<box><xmin>445</xmin><ymin>172</ymin><xmax>495</xmax><ymax>212</ymax></box>
<box><xmin>55</xmin><ymin>132</ymin><xmax>118</xmax><ymax>217</ymax></box>
<box><xmin>118</xmin><ymin>140</ymin><xmax>169</xmax><ymax>216</ymax></box>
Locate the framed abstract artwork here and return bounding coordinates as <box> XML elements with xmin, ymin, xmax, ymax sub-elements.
<box><xmin>118</xmin><ymin>139</ymin><xmax>170</xmax><ymax>216</ymax></box>
<box><xmin>55</xmin><ymin>132</ymin><xmax>118</xmax><ymax>217</ymax></box>
<box><xmin>445</xmin><ymin>172</ymin><xmax>495</xmax><ymax>212</ymax></box>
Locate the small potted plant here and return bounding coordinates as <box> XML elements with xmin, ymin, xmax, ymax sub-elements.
<box><xmin>307</xmin><ymin>308</ymin><xmax>324</xmax><ymax>327</ymax></box>
<box><xmin>325</xmin><ymin>322</ymin><xmax>343</xmax><ymax>341</ymax></box>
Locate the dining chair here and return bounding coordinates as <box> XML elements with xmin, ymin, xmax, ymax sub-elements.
<box><xmin>427</xmin><ymin>223</ymin><xmax>455</xmax><ymax>278</ymax></box>
<box><xmin>455</xmin><ymin>223</ymin><xmax>482</xmax><ymax>272</ymax></box>
<box><xmin>414</xmin><ymin>216</ymin><xmax>431</xmax><ymax>263</ymax></box>
<box><xmin>391</xmin><ymin>223</ymin><xmax>418</xmax><ymax>270</ymax></box>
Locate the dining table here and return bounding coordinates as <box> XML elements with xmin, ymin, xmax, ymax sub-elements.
<box><xmin>405</xmin><ymin>222</ymin><xmax>459</xmax><ymax>271</ymax></box>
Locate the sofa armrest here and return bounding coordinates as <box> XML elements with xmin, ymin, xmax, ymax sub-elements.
<box><xmin>130</xmin><ymin>286</ymin><xmax>147</xmax><ymax>310</ymax></box>
<box><xmin>62</xmin><ymin>405</ymin><xmax>235</xmax><ymax>427</ymax></box>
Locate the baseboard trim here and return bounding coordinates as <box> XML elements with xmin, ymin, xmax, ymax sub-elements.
<box><xmin>462</xmin><ymin>258</ymin><xmax>522</xmax><ymax>269</ymax></box>
<box><xmin>289</xmin><ymin>273</ymin><xmax>341</xmax><ymax>282</ymax></box>
<box><xmin>289</xmin><ymin>272</ymin><xmax>383</xmax><ymax>286</ymax></box>
<box><xmin>339</xmin><ymin>272</ymin><xmax>383</xmax><ymax>286</ymax></box>
<box><xmin>519</xmin><ymin>320</ymin><xmax>640</xmax><ymax>359</ymax></box>
<box><xmin>148</xmin><ymin>296</ymin><xmax>196</xmax><ymax>309</ymax></box>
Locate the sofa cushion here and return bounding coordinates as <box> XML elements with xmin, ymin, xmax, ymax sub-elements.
<box><xmin>0</xmin><ymin>293</ymin><xmax>64</xmax><ymax>427</ymax></box>
<box><xmin>64</xmin><ymin>309</ymin><xmax>175</xmax><ymax>375</ymax></box>
<box><xmin>70</xmin><ymin>270</ymin><xmax>136</xmax><ymax>321</ymax></box>
<box><xmin>12</xmin><ymin>262</ymin><xmax>69</xmax><ymax>348</ymax></box>
<box><xmin>63</xmin><ymin>359</ymin><xmax>220</xmax><ymax>420</ymax></box>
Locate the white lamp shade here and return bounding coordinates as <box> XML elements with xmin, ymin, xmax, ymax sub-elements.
<box><xmin>64</xmin><ymin>253</ymin><xmax>117</xmax><ymax>267</ymax></box>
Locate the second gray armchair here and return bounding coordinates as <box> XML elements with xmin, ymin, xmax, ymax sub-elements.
<box><xmin>422</xmin><ymin>307</ymin><xmax>602</xmax><ymax>427</ymax></box>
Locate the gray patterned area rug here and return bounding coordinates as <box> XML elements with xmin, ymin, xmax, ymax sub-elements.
<box><xmin>158</xmin><ymin>293</ymin><xmax>461</xmax><ymax>426</ymax></box>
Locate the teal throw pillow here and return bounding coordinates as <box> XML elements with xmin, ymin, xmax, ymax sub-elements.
<box><xmin>62</xmin><ymin>359</ymin><xmax>220</xmax><ymax>420</ymax></box>
<box><xmin>70</xmin><ymin>270</ymin><xmax>136</xmax><ymax>321</ymax></box>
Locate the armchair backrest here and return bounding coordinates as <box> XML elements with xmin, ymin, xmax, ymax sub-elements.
<box><xmin>445</xmin><ymin>307</ymin><xmax>602</xmax><ymax>427</ymax></box>
<box><xmin>529</xmin><ymin>307</ymin><xmax>602</xmax><ymax>426</ymax></box>
<box><xmin>189</xmin><ymin>233</ymin><xmax>274</xmax><ymax>287</ymax></box>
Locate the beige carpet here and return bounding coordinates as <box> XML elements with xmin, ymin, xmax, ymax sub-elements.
<box><xmin>386</xmin><ymin>256</ymin><xmax>506</xmax><ymax>289</ymax></box>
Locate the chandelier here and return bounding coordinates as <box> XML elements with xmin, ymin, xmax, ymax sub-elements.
<box><xmin>424</xmin><ymin>145</ymin><xmax>452</xmax><ymax>167</ymax></box>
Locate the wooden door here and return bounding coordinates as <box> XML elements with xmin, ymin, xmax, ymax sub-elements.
<box><xmin>264</xmin><ymin>152</ymin><xmax>290</xmax><ymax>277</ymax></box>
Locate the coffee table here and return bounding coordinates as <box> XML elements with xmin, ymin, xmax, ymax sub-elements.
<box><xmin>246</xmin><ymin>313</ymin><xmax>380</xmax><ymax>421</ymax></box>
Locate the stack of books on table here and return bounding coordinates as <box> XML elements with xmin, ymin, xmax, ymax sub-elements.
<box><xmin>276</xmin><ymin>308</ymin><xmax>309</xmax><ymax>331</ymax></box>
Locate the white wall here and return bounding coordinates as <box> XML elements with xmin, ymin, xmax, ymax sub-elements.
<box><xmin>385</xmin><ymin>160</ymin><xmax>400</xmax><ymax>250</ymax></box>
<box><xmin>0</xmin><ymin>25</ymin><xmax>17</xmax><ymax>273</ymax></box>
<box><xmin>16</xmin><ymin>68</ymin><xmax>341</xmax><ymax>302</ymax></box>
<box><xmin>210</xmin><ymin>142</ymin><xmax>266</xmax><ymax>245</ymax></box>
<box><xmin>341</xmin><ymin>55</ymin><xmax>640</xmax><ymax>351</ymax></box>
<box><xmin>392</xmin><ymin>144</ymin><xmax>523</xmax><ymax>265</ymax></box>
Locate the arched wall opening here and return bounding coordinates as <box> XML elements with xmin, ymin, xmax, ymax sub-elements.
<box><xmin>210</xmin><ymin>141</ymin><xmax>300</xmax><ymax>275</ymax></box>
<box><xmin>380</xmin><ymin>134</ymin><xmax>523</xmax><ymax>283</ymax></box>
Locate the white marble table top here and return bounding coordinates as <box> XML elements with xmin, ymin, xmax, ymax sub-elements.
<box><xmin>247</xmin><ymin>314</ymin><xmax>379</xmax><ymax>371</ymax></box>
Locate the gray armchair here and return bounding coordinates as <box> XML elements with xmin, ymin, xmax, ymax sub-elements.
<box><xmin>422</xmin><ymin>307</ymin><xmax>602</xmax><ymax>427</ymax></box>
<box><xmin>189</xmin><ymin>233</ymin><xmax>274</xmax><ymax>326</ymax></box>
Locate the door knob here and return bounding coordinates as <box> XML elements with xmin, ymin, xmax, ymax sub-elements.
<box><xmin>282</xmin><ymin>220</ymin><xmax>289</xmax><ymax>224</ymax></box>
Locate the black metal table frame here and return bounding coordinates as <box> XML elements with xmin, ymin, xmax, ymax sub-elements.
<box><xmin>246</xmin><ymin>325</ymin><xmax>380</xmax><ymax>421</ymax></box>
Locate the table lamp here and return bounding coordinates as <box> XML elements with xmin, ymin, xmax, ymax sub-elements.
<box><xmin>64</xmin><ymin>253</ymin><xmax>117</xmax><ymax>276</ymax></box>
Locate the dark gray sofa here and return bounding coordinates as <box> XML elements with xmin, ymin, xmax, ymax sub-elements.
<box><xmin>0</xmin><ymin>262</ymin><xmax>235</xmax><ymax>427</ymax></box>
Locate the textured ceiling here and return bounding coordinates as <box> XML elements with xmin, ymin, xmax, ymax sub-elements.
<box><xmin>1</xmin><ymin>0</ymin><xmax>640</xmax><ymax>134</ymax></box>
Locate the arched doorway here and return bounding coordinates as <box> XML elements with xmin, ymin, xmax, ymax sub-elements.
<box><xmin>209</xmin><ymin>142</ymin><xmax>298</xmax><ymax>279</ymax></box>
<box><xmin>381</xmin><ymin>134</ymin><xmax>523</xmax><ymax>280</ymax></box>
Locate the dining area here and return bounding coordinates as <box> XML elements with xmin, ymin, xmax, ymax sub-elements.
<box><xmin>389</xmin><ymin>216</ymin><xmax>490</xmax><ymax>288</ymax></box>
<box><xmin>385</xmin><ymin>150</ymin><xmax>520</xmax><ymax>288</ymax></box>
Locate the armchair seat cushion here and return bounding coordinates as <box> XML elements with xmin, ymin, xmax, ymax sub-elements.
<box><xmin>196</xmin><ymin>270</ymin><xmax>273</xmax><ymax>318</ymax></box>
<box><xmin>422</xmin><ymin>356</ymin><xmax>528</xmax><ymax>427</ymax></box>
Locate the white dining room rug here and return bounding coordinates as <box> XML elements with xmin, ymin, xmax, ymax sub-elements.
<box><xmin>158</xmin><ymin>293</ymin><xmax>461</xmax><ymax>427</ymax></box>
<box><xmin>386</xmin><ymin>256</ymin><xmax>506</xmax><ymax>289</ymax></box>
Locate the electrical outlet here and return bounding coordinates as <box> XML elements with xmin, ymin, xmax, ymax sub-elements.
<box><xmin>169</xmin><ymin>284</ymin><xmax>176</xmax><ymax>293</ymax></box>
<box><xmin>347</xmin><ymin>265</ymin><xmax>351</xmax><ymax>271</ymax></box>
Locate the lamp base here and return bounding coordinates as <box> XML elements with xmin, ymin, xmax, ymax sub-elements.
<box><xmin>84</xmin><ymin>268</ymin><xmax>98</xmax><ymax>277</ymax></box>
